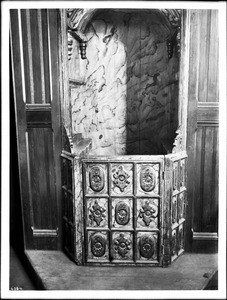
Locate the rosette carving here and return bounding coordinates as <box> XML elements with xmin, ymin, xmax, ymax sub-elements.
<box><xmin>178</xmin><ymin>193</ymin><xmax>184</xmax><ymax>220</ymax></box>
<box><xmin>115</xmin><ymin>201</ymin><xmax>130</xmax><ymax>225</ymax></box>
<box><xmin>139</xmin><ymin>235</ymin><xmax>156</xmax><ymax>259</ymax></box>
<box><xmin>113</xmin><ymin>166</ymin><xmax>130</xmax><ymax>192</ymax></box>
<box><xmin>89</xmin><ymin>200</ymin><xmax>106</xmax><ymax>226</ymax></box>
<box><xmin>114</xmin><ymin>233</ymin><xmax>131</xmax><ymax>258</ymax></box>
<box><xmin>89</xmin><ymin>166</ymin><xmax>104</xmax><ymax>192</ymax></box>
<box><xmin>91</xmin><ymin>233</ymin><xmax>106</xmax><ymax>257</ymax></box>
<box><xmin>178</xmin><ymin>227</ymin><xmax>184</xmax><ymax>249</ymax></box>
<box><xmin>171</xmin><ymin>231</ymin><xmax>177</xmax><ymax>256</ymax></box>
<box><xmin>172</xmin><ymin>197</ymin><xmax>177</xmax><ymax>224</ymax></box>
<box><xmin>139</xmin><ymin>201</ymin><xmax>156</xmax><ymax>226</ymax></box>
<box><xmin>140</xmin><ymin>166</ymin><xmax>156</xmax><ymax>192</ymax></box>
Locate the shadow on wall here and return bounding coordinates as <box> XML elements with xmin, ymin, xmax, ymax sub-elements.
<box><xmin>70</xmin><ymin>9</ymin><xmax>180</xmax><ymax>156</ymax></box>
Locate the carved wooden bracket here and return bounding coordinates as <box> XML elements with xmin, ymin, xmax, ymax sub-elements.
<box><xmin>67</xmin><ymin>9</ymin><xmax>90</xmax><ymax>60</ymax></box>
<box><xmin>167</xmin><ymin>26</ymin><xmax>181</xmax><ymax>59</ymax></box>
<box><xmin>161</xmin><ymin>9</ymin><xmax>181</xmax><ymax>59</ymax></box>
<box><xmin>160</xmin><ymin>9</ymin><xmax>181</xmax><ymax>28</ymax></box>
<box><xmin>66</xmin><ymin>8</ymin><xmax>182</xmax><ymax>61</ymax></box>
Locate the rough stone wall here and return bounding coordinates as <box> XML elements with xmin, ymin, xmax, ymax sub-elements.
<box><xmin>70</xmin><ymin>10</ymin><xmax>179</xmax><ymax>155</ymax></box>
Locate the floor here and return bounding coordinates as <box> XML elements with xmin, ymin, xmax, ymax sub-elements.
<box><xmin>9</xmin><ymin>246</ymin><xmax>218</xmax><ymax>291</ymax></box>
<box><xmin>21</xmin><ymin>249</ymin><xmax>218</xmax><ymax>290</ymax></box>
<box><xmin>10</xmin><ymin>247</ymin><xmax>36</xmax><ymax>290</ymax></box>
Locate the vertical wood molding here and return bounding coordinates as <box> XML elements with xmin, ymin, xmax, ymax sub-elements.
<box><xmin>37</xmin><ymin>9</ymin><xmax>46</xmax><ymax>103</ymax></box>
<box><xmin>17</xmin><ymin>10</ymin><xmax>26</xmax><ymax>103</ymax></box>
<box><xmin>26</xmin><ymin>9</ymin><xmax>35</xmax><ymax>103</ymax></box>
<box><xmin>178</xmin><ymin>10</ymin><xmax>190</xmax><ymax>151</ymax></box>
<box><xmin>185</xmin><ymin>10</ymin><xmax>201</xmax><ymax>250</ymax></box>
<box><xmin>47</xmin><ymin>10</ymin><xmax>53</xmax><ymax>102</ymax></box>
<box><xmin>59</xmin><ymin>9</ymin><xmax>72</xmax><ymax>135</ymax></box>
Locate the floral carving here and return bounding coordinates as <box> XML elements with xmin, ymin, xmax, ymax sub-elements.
<box><xmin>114</xmin><ymin>234</ymin><xmax>131</xmax><ymax>257</ymax></box>
<box><xmin>172</xmin><ymin>196</ymin><xmax>177</xmax><ymax>224</ymax></box>
<box><xmin>171</xmin><ymin>231</ymin><xmax>177</xmax><ymax>256</ymax></box>
<box><xmin>178</xmin><ymin>193</ymin><xmax>184</xmax><ymax>220</ymax></box>
<box><xmin>113</xmin><ymin>166</ymin><xmax>130</xmax><ymax>192</ymax></box>
<box><xmin>89</xmin><ymin>166</ymin><xmax>104</xmax><ymax>192</ymax></box>
<box><xmin>178</xmin><ymin>227</ymin><xmax>184</xmax><ymax>250</ymax></box>
<box><xmin>91</xmin><ymin>233</ymin><xmax>106</xmax><ymax>257</ymax></box>
<box><xmin>139</xmin><ymin>235</ymin><xmax>156</xmax><ymax>259</ymax></box>
<box><xmin>115</xmin><ymin>201</ymin><xmax>130</xmax><ymax>225</ymax></box>
<box><xmin>89</xmin><ymin>200</ymin><xmax>106</xmax><ymax>226</ymax></box>
<box><xmin>139</xmin><ymin>201</ymin><xmax>156</xmax><ymax>226</ymax></box>
<box><xmin>180</xmin><ymin>160</ymin><xmax>185</xmax><ymax>187</ymax></box>
<box><xmin>140</xmin><ymin>166</ymin><xmax>156</xmax><ymax>192</ymax></box>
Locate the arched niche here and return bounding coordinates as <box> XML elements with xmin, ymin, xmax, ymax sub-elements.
<box><xmin>65</xmin><ymin>8</ymin><xmax>184</xmax><ymax>156</ymax></box>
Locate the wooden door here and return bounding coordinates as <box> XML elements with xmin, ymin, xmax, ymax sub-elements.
<box><xmin>82</xmin><ymin>156</ymin><xmax>164</xmax><ymax>265</ymax></box>
<box><xmin>10</xmin><ymin>9</ymin><xmax>62</xmax><ymax>250</ymax></box>
<box><xmin>186</xmin><ymin>10</ymin><xmax>219</xmax><ymax>248</ymax></box>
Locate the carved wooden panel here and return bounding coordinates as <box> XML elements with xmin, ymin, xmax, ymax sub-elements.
<box><xmin>110</xmin><ymin>164</ymin><xmax>133</xmax><ymax>196</ymax></box>
<box><xmin>136</xmin><ymin>232</ymin><xmax>159</xmax><ymax>263</ymax></box>
<box><xmin>85</xmin><ymin>164</ymin><xmax>108</xmax><ymax>195</ymax></box>
<box><xmin>87</xmin><ymin>231</ymin><xmax>109</xmax><ymax>262</ymax></box>
<box><xmin>111</xmin><ymin>232</ymin><xmax>133</xmax><ymax>262</ymax></box>
<box><xmin>87</xmin><ymin>198</ymin><xmax>108</xmax><ymax>228</ymax></box>
<box><xmin>137</xmin><ymin>198</ymin><xmax>159</xmax><ymax>229</ymax></box>
<box><xmin>171</xmin><ymin>228</ymin><xmax>178</xmax><ymax>260</ymax></box>
<box><xmin>136</xmin><ymin>164</ymin><xmax>160</xmax><ymax>196</ymax></box>
<box><xmin>178</xmin><ymin>191</ymin><xmax>186</xmax><ymax>222</ymax></box>
<box><xmin>112</xmin><ymin>198</ymin><xmax>133</xmax><ymax>229</ymax></box>
<box><xmin>82</xmin><ymin>156</ymin><xmax>164</xmax><ymax>265</ymax></box>
<box><xmin>172</xmin><ymin>195</ymin><xmax>178</xmax><ymax>225</ymax></box>
<box><xmin>166</xmin><ymin>152</ymin><xmax>187</xmax><ymax>263</ymax></box>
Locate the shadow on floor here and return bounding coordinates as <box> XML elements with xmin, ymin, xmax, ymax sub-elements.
<box><xmin>203</xmin><ymin>270</ymin><xmax>218</xmax><ymax>290</ymax></box>
<box><xmin>10</xmin><ymin>247</ymin><xmax>36</xmax><ymax>291</ymax></box>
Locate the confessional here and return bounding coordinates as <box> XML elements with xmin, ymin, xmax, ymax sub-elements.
<box><xmin>10</xmin><ymin>7</ymin><xmax>190</xmax><ymax>268</ymax></box>
<box><xmin>60</xmin><ymin>8</ymin><xmax>188</xmax><ymax>266</ymax></box>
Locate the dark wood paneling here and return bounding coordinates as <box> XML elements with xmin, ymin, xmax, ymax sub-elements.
<box><xmin>186</xmin><ymin>10</ymin><xmax>219</xmax><ymax>248</ymax></box>
<box><xmin>27</xmin><ymin>127</ymin><xmax>57</xmax><ymax>230</ymax></box>
<box><xmin>193</xmin><ymin>126</ymin><xmax>218</xmax><ymax>233</ymax></box>
<box><xmin>10</xmin><ymin>9</ymin><xmax>62</xmax><ymax>250</ymax></box>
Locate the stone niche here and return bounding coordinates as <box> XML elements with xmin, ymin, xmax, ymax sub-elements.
<box><xmin>61</xmin><ymin>8</ymin><xmax>187</xmax><ymax>267</ymax></box>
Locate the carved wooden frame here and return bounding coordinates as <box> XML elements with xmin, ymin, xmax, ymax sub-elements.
<box><xmin>66</xmin><ymin>9</ymin><xmax>181</xmax><ymax>61</ymax></box>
